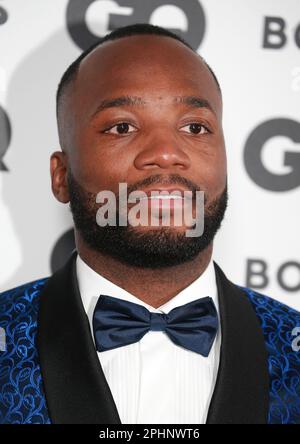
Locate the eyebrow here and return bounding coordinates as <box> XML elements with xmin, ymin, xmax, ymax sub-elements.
<box><xmin>173</xmin><ymin>96</ymin><xmax>216</xmax><ymax>115</ymax></box>
<box><xmin>90</xmin><ymin>94</ymin><xmax>216</xmax><ymax>120</ymax></box>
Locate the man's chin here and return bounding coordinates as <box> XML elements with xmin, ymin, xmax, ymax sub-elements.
<box><xmin>127</xmin><ymin>223</ymin><xmax>191</xmax><ymax>235</ymax></box>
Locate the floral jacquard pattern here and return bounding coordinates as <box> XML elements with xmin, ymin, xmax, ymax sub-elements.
<box><xmin>243</xmin><ymin>287</ymin><xmax>300</xmax><ymax>424</ymax></box>
<box><xmin>1</xmin><ymin>278</ymin><xmax>300</xmax><ymax>423</ymax></box>
<box><xmin>0</xmin><ymin>279</ymin><xmax>51</xmax><ymax>424</ymax></box>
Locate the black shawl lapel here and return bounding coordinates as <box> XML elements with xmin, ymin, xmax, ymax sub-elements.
<box><xmin>37</xmin><ymin>252</ymin><xmax>269</xmax><ymax>424</ymax></box>
<box><xmin>37</xmin><ymin>251</ymin><xmax>121</xmax><ymax>424</ymax></box>
<box><xmin>206</xmin><ymin>263</ymin><xmax>270</xmax><ymax>424</ymax></box>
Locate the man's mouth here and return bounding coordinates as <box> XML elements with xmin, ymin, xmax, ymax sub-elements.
<box><xmin>131</xmin><ymin>188</ymin><xmax>194</xmax><ymax>212</ymax></box>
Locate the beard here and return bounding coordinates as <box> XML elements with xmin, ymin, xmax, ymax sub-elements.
<box><xmin>67</xmin><ymin>170</ymin><xmax>228</xmax><ymax>268</ymax></box>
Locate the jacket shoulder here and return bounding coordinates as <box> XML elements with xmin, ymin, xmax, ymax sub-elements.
<box><xmin>0</xmin><ymin>278</ymin><xmax>49</xmax><ymax>317</ymax></box>
<box><xmin>0</xmin><ymin>278</ymin><xmax>50</xmax><ymax>424</ymax></box>
<box><xmin>240</xmin><ymin>286</ymin><xmax>300</xmax><ymax>325</ymax></box>
<box><xmin>240</xmin><ymin>286</ymin><xmax>300</xmax><ymax>424</ymax></box>
<box><xmin>0</xmin><ymin>277</ymin><xmax>49</xmax><ymax>302</ymax></box>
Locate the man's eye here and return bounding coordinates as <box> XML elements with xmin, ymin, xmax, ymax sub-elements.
<box><xmin>180</xmin><ymin>123</ymin><xmax>209</xmax><ymax>135</ymax></box>
<box><xmin>103</xmin><ymin>122</ymin><xmax>137</xmax><ymax>135</ymax></box>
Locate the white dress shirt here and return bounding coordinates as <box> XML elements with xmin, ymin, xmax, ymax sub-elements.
<box><xmin>76</xmin><ymin>255</ymin><xmax>221</xmax><ymax>424</ymax></box>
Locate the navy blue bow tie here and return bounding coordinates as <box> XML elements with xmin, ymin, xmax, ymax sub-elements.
<box><xmin>92</xmin><ymin>295</ymin><xmax>218</xmax><ymax>357</ymax></box>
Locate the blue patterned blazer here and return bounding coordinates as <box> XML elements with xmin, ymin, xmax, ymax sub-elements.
<box><xmin>0</xmin><ymin>252</ymin><xmax>300</xmax><ymax>424</ymax></box>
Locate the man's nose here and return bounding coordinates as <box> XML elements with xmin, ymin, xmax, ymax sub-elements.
<box><xmin>134</xmin><ymin>131</ymin><xmax>191</xmax><ymax>171</ymax></box>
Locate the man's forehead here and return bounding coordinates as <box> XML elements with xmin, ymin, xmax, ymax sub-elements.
<box><xmin>76</xmin><ymin>35</ymin><xmax>212</xmax><ymax>86</ymax></box>
<box><xmin>80</xmin><ymin>34</ymin><xmax>199</xmax><ymax>65</ymax></box>
<box><xmin>70</xmin><ymin>35</ymin><xmax>222</xmax><ymax>118</ymax></box>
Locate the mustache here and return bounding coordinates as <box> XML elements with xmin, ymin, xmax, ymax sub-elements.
<box><xmin>120</xmin><ymin>173</ymin><xmax>203</xmax><ymax>199</ymax></box>
<box><xmin>67</xmin><ymin>170</ymin><xmax>206</xmax><ymax>204</ymax></box>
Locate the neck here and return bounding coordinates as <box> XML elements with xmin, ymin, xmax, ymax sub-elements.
<box><xmin>76</xmin><ymin>236</ymin><xmax>213</xmax><ymax>309</ymax></box>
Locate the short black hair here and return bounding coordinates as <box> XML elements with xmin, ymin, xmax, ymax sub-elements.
<box><xmin>56</xmin><ymin>23</ymin><xmax>221</xmax><ymax>142</ymax></box>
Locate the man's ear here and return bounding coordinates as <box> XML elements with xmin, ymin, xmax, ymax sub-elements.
<box><xmin>50</xmin><ymin>150</ymin><xmax>70</xmax><ymax>203</ymax></box>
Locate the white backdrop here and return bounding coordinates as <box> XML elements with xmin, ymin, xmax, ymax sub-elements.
<box><xmin>0</xmin><ymin>0</ymin><xmax>299</xmax><ymax>309</ymax></box>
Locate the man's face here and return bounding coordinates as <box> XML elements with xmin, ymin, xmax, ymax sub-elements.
<box><xmin>52</xmin><ymin>35</ymin><xmax>227</xmax><ymax>267</ymax></box>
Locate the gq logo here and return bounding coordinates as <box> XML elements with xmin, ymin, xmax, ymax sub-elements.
<box><xmin>66</xmin><ymin>0</ymin><xmax>205</xmax><ymax>51</ymax></box>
<box><xmin>244</xmin><ymin>118</ymin><xmax>300</xmax><ymax>192</ymax></box>
<box><xmin>0</xmin><ymin>6</ymin><xmax>8</xmax><ymax>25</ymax></box>
<box><xmin>0</xmin><ymin>105</ymin><xmax>11</xmax><ymax>171</ymax></box>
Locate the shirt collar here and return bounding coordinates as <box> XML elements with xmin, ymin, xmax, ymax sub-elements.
<box><xmin>76</xmin><ymin>254</ymin><xmax>219</xmax><ymax>325</ymax></box>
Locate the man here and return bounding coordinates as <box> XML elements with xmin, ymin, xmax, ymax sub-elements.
<box><xmin>0</xmin><ymin>23</ymin><xmax>300</xmax><ymax>425</ymax></box>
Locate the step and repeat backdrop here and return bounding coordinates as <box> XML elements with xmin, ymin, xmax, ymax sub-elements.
<box><xmin>0</xmin><ymin>0</ymin><xmax>299</xmax><ymax>309</ymax></box>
